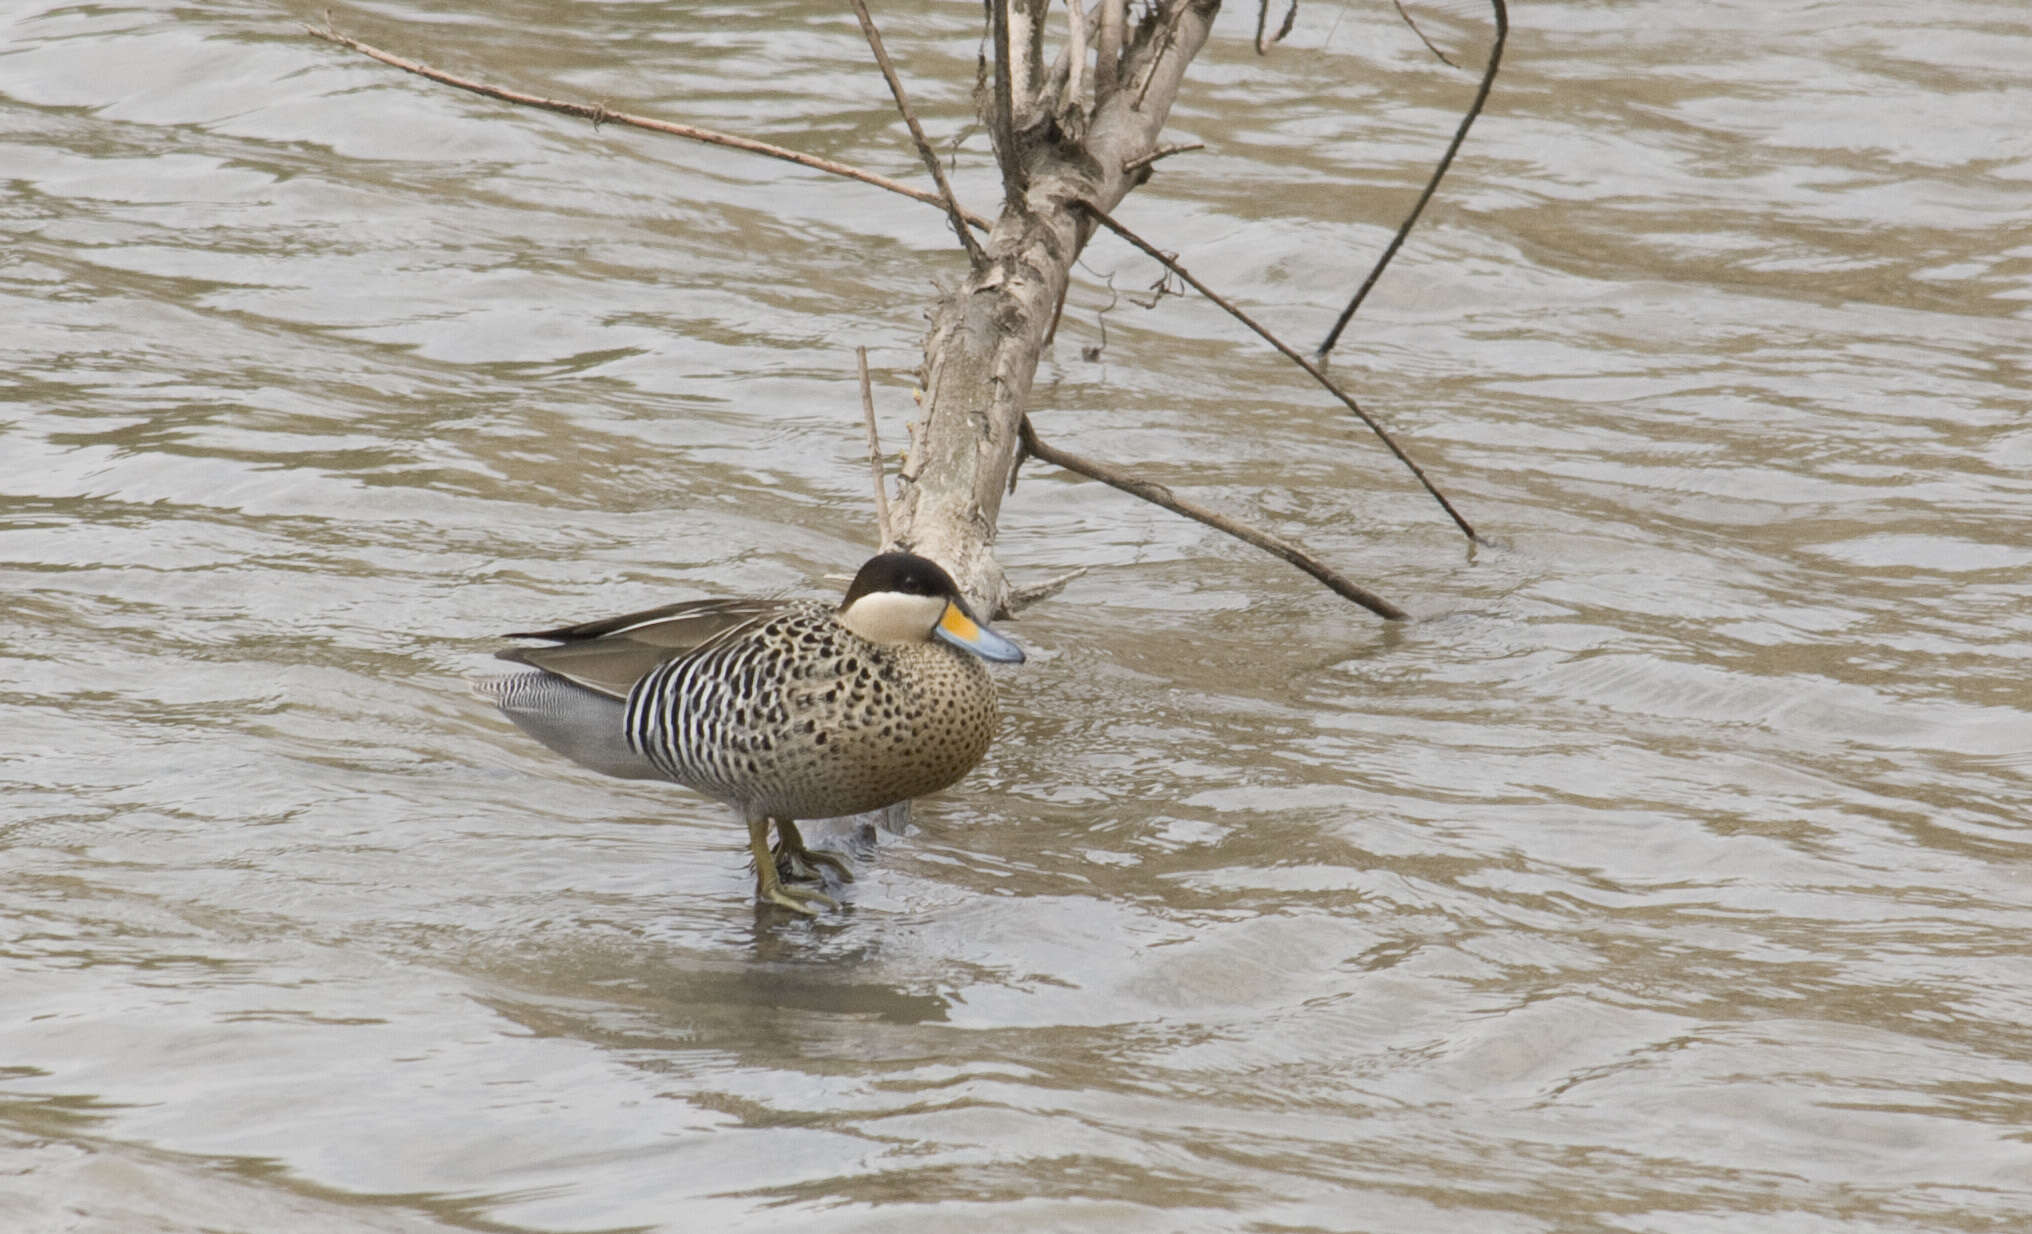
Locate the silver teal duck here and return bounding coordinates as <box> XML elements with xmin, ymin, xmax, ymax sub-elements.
<box><xmin>474</xmin><ymin>552</ymin><xmax>1025</xmax><ymax>914</ymax></box>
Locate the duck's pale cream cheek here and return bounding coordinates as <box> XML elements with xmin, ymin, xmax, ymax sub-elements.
<box><xmin>838</xmin><ymin>591</ymin><xmax>948</xmax><ymax>644</ymax></box>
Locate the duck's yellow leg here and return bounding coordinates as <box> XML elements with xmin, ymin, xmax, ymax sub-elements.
<box><xmin>748</xmin><ymin>815</ymin><xmax>836</xmax><ymax>914</ymax></box>
<box><xmin>772</xmin><ymin>819</ymin><xmax>856</xmax><ymax>884</ymax></box>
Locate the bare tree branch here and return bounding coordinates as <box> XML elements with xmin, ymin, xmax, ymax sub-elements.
<box><xmin>1062</xmin><ymin>0</ymin><xmax>1092</xmax><ymax>130</ymax></box>
<box><xmin>1041</xmin><ymin>41</ymin><xmax>1073</xmax><ymax>122</ymax></box>
<box><xmin>989</xmin><ymin>1</ymin><xmax>1027</xmax><ymax>205</ymax></box>
<box><xmin>1080</xmin><ymin>203</ymin><xmax>1479</xmax><ymax>543</ymax></box>
<box><xmin>1020</xmin><ymin>418</ymin><xmax>1408</xmax><ymax>620</ymax></box>
<box><xmin>1254</xmin><ymin>0</ymin><xmax>1299</xmax><ymax>54</ymax></box>
<box><xmin>1005</xmin><ymin>565</ymin><xmax>1088</xmax><ymax>614</ymax></box>
<box><xmin>1094</xmin><ymin>0</ymin><xmax>1126</xmax><ymax>95</ymax></box>
<box><xmin>302</xmin><ymin>21</ymin><xmax>992</xmax><ymax>232</ymax></box>
<box><xmin>1133</xmin><ymin>1</ymin><xmax>1194</xmax><ymax>110</ymax></box>
<box><xmin>849</xmin><ymin>0</ymin><xmax>989</xmax><ymax>267</ymax></box>
<box><xmin>1122</xmin><ymin>140</ymin><xmax>1204</xmax><ymax>177</ymax></box>
<box><xmin>1006</xmin><ymin>0</ymin><xmax>1048</xmax><ymax>130</ymax></box>
<box><xmin>1317</xmin><ymin>0</ymin><xmax>1506</xmax><ymax>356</ymax></box>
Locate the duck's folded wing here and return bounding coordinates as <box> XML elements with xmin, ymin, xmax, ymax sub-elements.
<box><xmin>505</xmin><ymin>596</ymin><xmax>781</xmax><ymax>646</ymax></box>
<box><xmin>495</xmin><ymin>597</ymin><xmax>782</xmax><ymax>699</ymax></box>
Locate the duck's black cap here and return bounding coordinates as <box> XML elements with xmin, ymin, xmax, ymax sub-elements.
<box><xmin>840</xmin><ymin>552</ymin><xmax>964</xmax><ymax>609</ymax></box>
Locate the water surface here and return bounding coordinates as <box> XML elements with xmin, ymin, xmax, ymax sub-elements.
<box><xmin>3</xmin><ymin>1</ymin><xmax>2030</xmax><ymax>1230</ymax></box>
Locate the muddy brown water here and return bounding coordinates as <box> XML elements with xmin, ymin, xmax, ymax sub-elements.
<box><xmin>4</xmin><ymin>2</ymin><xmax>2030</xmax><ymax>1230</ymax></box>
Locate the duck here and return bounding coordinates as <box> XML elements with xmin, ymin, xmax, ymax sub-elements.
<box><xmin>474</xmin><ymin>552</ymin><xmax>1025</xmax><ymax>914</ymax></box>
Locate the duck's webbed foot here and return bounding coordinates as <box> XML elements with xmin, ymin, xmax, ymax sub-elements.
<box><xmin>747</xmin><ymin>815</ymin><xmax>843</xmax><ymax>915</ymax></box>
<box><xmin>771</xmin><ymin>818</ymin><xmax>856</xmax><ymax>884</ymax></box>
<box><xmin>758</xmin><ymin>877</ymin><xmax>838</xmax><ymax>916</ymax></box>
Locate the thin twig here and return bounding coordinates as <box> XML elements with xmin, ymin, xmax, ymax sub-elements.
<box><xmin>1084</xmin><ymin>277</ymin><xmax>1119</xmax><ymax>362</ymax></box>
<box><xmin>1020</xmin><ymin>418</ymin><xmax>1408</xmax><ymax>620</ymax></box>
<box><xmin>856</xmin><ymin>347</ymin><xmax>895</xmax><ymax>548</ymax></box>
<box><xmin>1317</xmin><ymin>0</ymin><xmax>1505</xmax><ymax>356</ymax></box>
<box><xmin>1081</xmin><ymin>204</ymin><xmax>1478</xmax><ymax>543</ymax></box>
<box><xmin>1125</xmin><ymin>262</ymin><xmax>1183</xmax><ymax>309</ymax></box>
<box><xmin>849</xmin><ymin>0</ymin><xmax>989</xmax><ymax>268</ymax></box>
<box><xmin>1122</xmin><ymin>140</ymin><xmax>1204</xmax><ymax>177</ymax></box>
<box><xmin>303</xmin><ymin>22</ymin><xmax>992</xmax><ymax>232</ymax></box>
<box><xmin>1254</xmin><ymin>0</ymin><xmax>1299</xmax><ymax>55</ymax></box>
<box><xmin>1392</xmin><ymin>0</ymin><xmax>1460</xmax><ymax>68</ymax></box>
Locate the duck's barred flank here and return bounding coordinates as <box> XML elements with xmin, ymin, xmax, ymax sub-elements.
<box><xmin>624</xmin><ymin>602</ymin><xmax>998</xmax><ymax>820</ymax></box>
